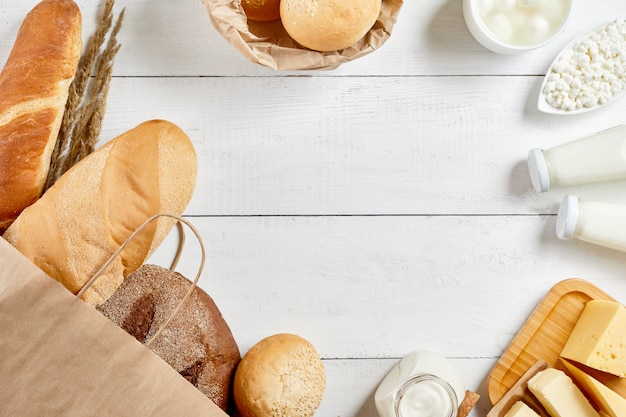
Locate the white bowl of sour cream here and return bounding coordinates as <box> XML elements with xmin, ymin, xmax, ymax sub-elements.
<box><xmin>463</xmin><ymin>0</ymin><xmax>572</xmax><ymax>54</ymax></box>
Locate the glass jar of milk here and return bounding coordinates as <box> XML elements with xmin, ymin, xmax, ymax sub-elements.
<box><xmin>375</xmin><ymin>350</ymin><xmax>465</xmax><ymax>417</ymax></box>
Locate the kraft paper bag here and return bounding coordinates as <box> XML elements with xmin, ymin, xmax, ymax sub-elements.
<box><xmin>0</xmin><ymin>237</ymin><xmax>226</xmax><ymax>417</ymax></box>
<box><xmin>204</xmin><ymin>0</ymin><xmax>404</xmax><ymax>70</ymax></box>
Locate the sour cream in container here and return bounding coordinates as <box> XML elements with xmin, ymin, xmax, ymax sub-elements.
<box><xmin>463</xmin><ymin>0</ymin><xmax>572</xmax><ymax>54</ymax></box>
<box><xmin>375</xmin><ymin>350</ymin><xmax>465</xmax><ymax>417</ymax></box>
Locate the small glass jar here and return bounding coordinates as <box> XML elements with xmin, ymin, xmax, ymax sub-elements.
<box><xmin>394</xmin><ymin>374</ymin><xmax>458</xmax><ymax>417</ymax></box>
<box><xmin>375</xmin><ymin>350</ymin><xmax>465</xmax><ymax>417</ymax></box>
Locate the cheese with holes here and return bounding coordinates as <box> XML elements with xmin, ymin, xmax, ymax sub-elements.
<box><xmin>527</xmin><ymin>368</ymin><xmax>600</xmax><ymax>417</ymax></box>
<box><xmin>503</xmin><ymin>401</ymin><xmax>540</xmax><ymax>417</ymax></box>
<box><xmin>562</xmin><ymin>360</ymin><xmax>626</xmax><ymax>417</ymax></box>
<box><xmin>560</xmin><ymin>300</ymin><xmax>626</xmax><ymax>377</ymax></box>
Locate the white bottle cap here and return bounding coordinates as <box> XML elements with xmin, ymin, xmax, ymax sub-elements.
<box><xmin>527</xmin><ymin>148</ymin><xmax>550</xmax><ymax>192</ymax></box>
<box><xmin>556</xmin><ymin>195</ymin><xmax>579</xmax><ymax>240</ymax></box>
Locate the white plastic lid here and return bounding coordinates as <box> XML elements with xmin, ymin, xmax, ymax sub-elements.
<box><xmin>556</xmin><ymin>195</ymin><xmax>579</xmax><ymax>240</ymax></box>
<box><xmin>527</xmin><ymin>148</ymin><xmax>550</xmax><ymax>193</ymax></box>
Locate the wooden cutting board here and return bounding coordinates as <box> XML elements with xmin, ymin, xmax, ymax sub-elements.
<box><xmin>487</xmin><ymin>278</ymin><xmax>626</xmax><ymax>406</ymax></box>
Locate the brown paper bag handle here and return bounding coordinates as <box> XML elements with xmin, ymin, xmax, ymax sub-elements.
<box><xmin>77</xmin><ymin>213</ymin><xmax>206</xmax><ymax>347</ymax></box>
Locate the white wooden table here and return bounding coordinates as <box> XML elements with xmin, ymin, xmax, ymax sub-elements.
<box><xmin>4</xmin><ymin>1</ymin><xmax>626</xmax><ymax>416</ymax></box>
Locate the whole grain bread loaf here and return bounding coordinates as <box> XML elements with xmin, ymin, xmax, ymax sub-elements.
<box><xmin>98</xmin><ymin>264</ymin><xmax>241</xmax><ymax>412</ymax></box>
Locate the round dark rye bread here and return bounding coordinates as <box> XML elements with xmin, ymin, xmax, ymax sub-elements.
<box><xmin>97</xmin><ymin>264</ymin><xmax>240</xmax><ymax>411</ymax></box>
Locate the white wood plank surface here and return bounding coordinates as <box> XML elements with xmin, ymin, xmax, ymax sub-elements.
<box><xmin>4</xmin><ymin>0</ymin><xmax>626</xmax><ymax>416</ymax></box>
<box><xmin>101</xmin><ymin>76</ymin><xmax>626</xmax><ymax>216</ymax></box>
<box><xmin>2</xmin><ymin>1</ymin><xmax>625</xmax><ymax>76</ymax></box>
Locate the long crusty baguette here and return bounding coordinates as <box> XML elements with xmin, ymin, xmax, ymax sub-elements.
<box><xmin>0</xmin><ymin>0</ymin><xmax>82</xmax><ymax>233</ymax></box>
<box><xmin>3</xmin><ymin>120</ymin><xmax>198</xmax><ymax>307</ymax></box>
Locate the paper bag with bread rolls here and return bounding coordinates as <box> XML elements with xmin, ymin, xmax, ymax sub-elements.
<box><xmin>203</xmin><ymin>0</ymin><xmax>403</xmax><ymax>70</ymax></box>
<box><xmin>0</xmin><ymin>235</ymin><xmax>227</xmax><ymax>417</ymax></box>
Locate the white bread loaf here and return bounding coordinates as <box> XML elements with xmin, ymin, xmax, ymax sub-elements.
<box><xmin>280</xmin><ymin>0</ymin><xmax>382</xmax><ymax>52</ymax></box>
<box><xmin>0</xmin><ymin>0</ymin><xmax>82</xmax><ymax>233</ymax></box>
<box><xmin>3</xmin><ymin>120</ymin><xmax>197</xmax><ymax>307</ymax></box>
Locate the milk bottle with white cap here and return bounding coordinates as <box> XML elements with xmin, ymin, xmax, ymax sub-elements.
<box><xmin>528</xmin><ymin>125</ymin><xmax>626</xmax><ymax>192</ymax></box>
<box><xmin>556</xmin><ymin>195</ymin><xmax>626</xmax><ymax>253</ymax></box>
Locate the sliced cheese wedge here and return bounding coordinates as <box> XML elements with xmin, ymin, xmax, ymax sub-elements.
<box><xmin>562</xmin><ymin>360</ymin><xmax>626</xmax><ymax>417</ymax></box>
<box><xmin>527</xmin><ymin>368</ymin><xmax>600</xmax><ymax>417</ymax></box>
<box><xmin>560</xmin><ymin>300</ymin><xmax>626</xmax><ymax>377</ymax></box>
<box><xmin>503</xmin><ymin>401</ymin><xmax>541</xmax><ymax>417</ymax></box>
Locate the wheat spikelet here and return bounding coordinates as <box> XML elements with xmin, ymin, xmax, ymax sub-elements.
<box><xmin>45</xmin><ymin>0</ymin><xmax>124</xmax><ymax>191</ymax></box>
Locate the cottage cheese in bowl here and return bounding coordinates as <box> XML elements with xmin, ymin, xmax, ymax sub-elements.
<box><xmin>538</xmin><ymin>19</ymin><xmax>626</xmax><ymax>114</ymax></box>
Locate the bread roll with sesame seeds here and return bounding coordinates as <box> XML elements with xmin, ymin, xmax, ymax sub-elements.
<box><xmin>233</xmin><ymin>333</ymin><xmax>326</xmax><ymax>417</ymax></box>
<box><xmin>2</xmin><ymin>120</ymin><xmax>197</xmax><ymax>307</ymax></box>
<box><xmin>279</xmin><ymin>0</ymin><xmax>382</xmax><ymax>52</ymax></box>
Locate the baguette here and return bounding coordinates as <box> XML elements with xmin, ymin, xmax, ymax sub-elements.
<box><xmin>0</xmin><ymin>0</ymin><xmax>82</xmax><ymax>232</ymax></box>
<box><xmin>3</xmin><ymin>120</ymin><xmax>198</xmax><ymax>307</ymax></box>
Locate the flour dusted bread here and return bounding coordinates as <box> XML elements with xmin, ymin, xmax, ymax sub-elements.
<box><xmin>98</xmin><ymin>264</ymin><xmax>241</xmax><ymax>411</ymax></box>
<box><xmin>0</xmin><ymin>0</ymin><xmax>81</xmax><ymax>232</ymax></box>
<box><xmin>233</xmin><ymin>333</ymin><xmax>326</xmax><ymax>417</ymax></box>
<box><xmin>280</xmin><ymin>0</ymin><xmax>382</xmax><ymax>51</ymax></box>
<box><xmin>3</xmin><ymin>120</ymin><xmax>197</xmax><ymax>306</ymax></box>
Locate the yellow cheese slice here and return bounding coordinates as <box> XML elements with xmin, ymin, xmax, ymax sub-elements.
<box><xmin>562</xmin><ymin>360</ymin><xmax>626</xmax><ymax>417</ymax></box>
<box><xmin>503</xmin><ymin>401</ymin><xmax>540</xmax><ymax>417</ymax></box>
<box><xmin>527</xmin><ymin>368</ymin><xmax>600</xmax><ymax>417</ymax></box>
<box><xmin>560</xmin><ymin>300</ymin><xmax>626</xmax><ymax>377</ymax></box>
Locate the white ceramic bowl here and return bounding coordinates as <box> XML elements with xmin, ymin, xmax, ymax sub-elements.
<box><xmin>463</xmin><ymin>0</ymin><xmax>572</xmax><ymax>54</ymax></box>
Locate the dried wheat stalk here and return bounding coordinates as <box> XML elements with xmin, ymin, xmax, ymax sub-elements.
<box><xmin>45</xmin><ymin>0</ymin><xmax>125</xmax><ymax>191</ymax></box>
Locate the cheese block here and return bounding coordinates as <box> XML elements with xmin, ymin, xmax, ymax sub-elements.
<box><xmin>562</xmin><ymin>360</ymin><xmax>626</xmax><ymax>417</ymax></box>
<box><xmin>560</xmin><ymin>300</ymin><xmax>626</xmax><ymax>377</ymax></box>
<box><xmin>503</xmin><ymin>401</ymin><xmax>541</xmax><ymax>417</ymax></box>
<box><xmin>527</xmin><ymin>368</ymin><xmax>600</xmax><ymax>417</ymax></box>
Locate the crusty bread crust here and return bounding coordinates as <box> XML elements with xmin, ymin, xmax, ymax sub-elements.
<box><xmin>3</xmin><ymin>120</ymin><xmax>198</xmax><ymax>307</ymax></box>
<box><xmin>0</xmin><ymin>0</ymin><xmax>82</xmax><ymax>232</ymax></box>
<box><xmin>98</xmin><ymin>264</ymin><xmax>241</xmax><ymax>412</ymax></box>
<box><xmin>280</xmin><ymin>0</ymin><xmax>381</xmax><ymax>52</ymax></box>
<box><xmin>234</xmin><ymin>333</ymin><xmax>326</xmax><ymax>417</ymax></box>
<box><xmin>241</xmin><ymin>0</ymin><xmax>281</xmax><ymax>21</ymax></box>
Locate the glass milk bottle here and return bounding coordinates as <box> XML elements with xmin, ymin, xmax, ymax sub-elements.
<box><xmin>528</xmin><ymin>125</ymin><xmax>626</xmax><ymax>192</ymax></box>
<box><xmin>557</xmin><ymin>195</ymin><xmax>626</xmax><ymax>252</ymax></box>
<box><xmin>375</xmin><ymin>350</ymin><xmax>465</xmax><ymax>417</ymax></box>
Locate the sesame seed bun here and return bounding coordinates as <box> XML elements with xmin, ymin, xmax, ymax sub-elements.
<box><xmin>233</xmin><ymin>333</ymin><xmax>326</xmax><ymax>417</ymax></box>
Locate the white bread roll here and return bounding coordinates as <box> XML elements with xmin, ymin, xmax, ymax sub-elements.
<box><xmin>3</xmin><ymin>120</ymin><xmax>197</xmax><ymax>307</ymax></box>
<box><xmin>233</xmin><ymin>333</ymin><xmax>326</xmax><ymax>417</ymax></box>
<box><xmin>280</xmin><ymin>0</ymin><xmax>382</xmax><ymax>52</ymax></box>
<box><xmin>0</xmin><ymin>0</ymin><xmax>82</xmax><ymax>233</ymax></box>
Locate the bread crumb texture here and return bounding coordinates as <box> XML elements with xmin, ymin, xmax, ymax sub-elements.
<box><xmin>234</xmin><ymin>333</ymin><xmax>326</xmax><ymax>417</ymax></box>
